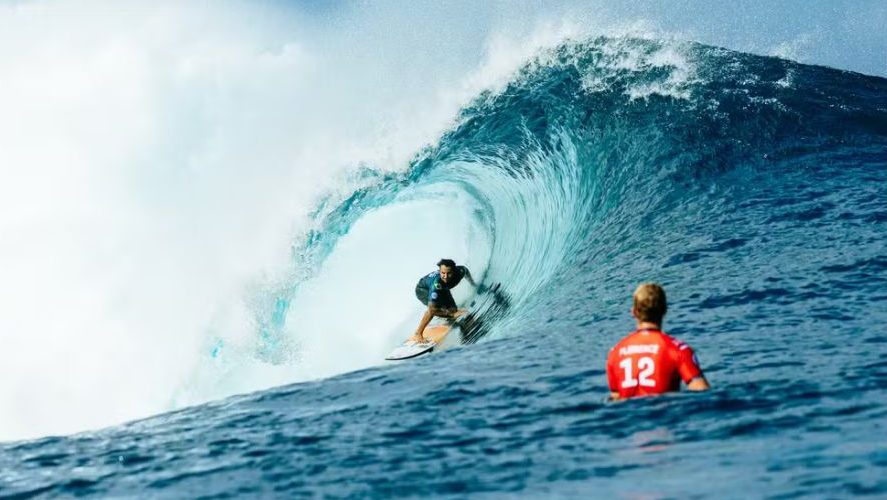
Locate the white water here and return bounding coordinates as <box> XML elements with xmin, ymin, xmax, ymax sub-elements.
<box><xmin>0</xmin><ymin>0</ymin><xmax>881</xmax><ymax>441</ymax></box>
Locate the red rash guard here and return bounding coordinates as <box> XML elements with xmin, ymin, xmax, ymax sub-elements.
<box><xmin>607</xmin><ymin>328</ymin><xmax>703</xmax><ymax>399</ymax></box>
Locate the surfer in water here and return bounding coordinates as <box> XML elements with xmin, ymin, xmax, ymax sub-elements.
<box><xmin>607</xmin><ymin>283</ymin><xmax>710</xmax><ymax>400</ymax></box>
<box><xmin>410</xmin><ymin>259</ymin><xmax>476</xmax><ymax>343</ymax></box>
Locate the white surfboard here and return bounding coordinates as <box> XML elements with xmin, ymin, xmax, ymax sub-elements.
<box><xmin>385</xmin><ymin>340</ymin><xmax>435</xmax><ymax>360</ymax></box>
<box><xmin>385</xmin><ymin>324</ymin><xmax>452</xmax><ymax>361</ymax></box>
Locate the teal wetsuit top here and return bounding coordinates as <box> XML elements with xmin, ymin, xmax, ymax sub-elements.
<box><xmin>415</xmin><ymin>266</ymin><xmax>469</xmax><ymax>309</ymax></box>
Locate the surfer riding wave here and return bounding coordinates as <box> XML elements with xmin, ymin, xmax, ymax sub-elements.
<box><xmin>410</xmin><ymin>259</ymin><xmax>476</xmax><ymax>343</ymax></box>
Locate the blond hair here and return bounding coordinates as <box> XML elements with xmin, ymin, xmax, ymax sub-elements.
<box><xmin>633</xmin><ymin>283</ymin><xmax>667</xmax><ymax>324</ymax></box>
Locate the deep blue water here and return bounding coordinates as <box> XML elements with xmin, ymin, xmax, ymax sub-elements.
<box><xmin>2</xmin><ymin>37</ymin><xmax>887</xmax><ymax>498</ymax></box>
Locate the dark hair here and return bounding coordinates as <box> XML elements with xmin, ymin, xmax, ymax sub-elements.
<box><xmin>437</xmin><ymin>258</ymin><xmax>457</xmax><ymax>268</ymax></box>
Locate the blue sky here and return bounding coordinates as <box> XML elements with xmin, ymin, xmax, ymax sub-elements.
<box><xmin>279</xmin><ymin>0</ymin><xmax>887</xmax><ymax>77</ymax></box>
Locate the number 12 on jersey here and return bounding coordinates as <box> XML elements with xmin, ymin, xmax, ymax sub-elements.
<box><xmin>620</xmin><ymin>357</ymin><xmax>656</xmax><ymax>388</ymax></box>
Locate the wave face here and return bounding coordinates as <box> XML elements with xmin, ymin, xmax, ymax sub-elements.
<box><xmin>3</xmin><ymin>37</ymin><xmax>887</xmax><ymax>497</ymax></box>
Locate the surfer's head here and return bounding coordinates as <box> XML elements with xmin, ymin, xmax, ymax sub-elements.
<box><xmin>437</xmin><ymin>258</ymin><xmax>457</xmax><ymax>283</ymax></box>
<box><xmin>632</xmin><ymin>283</ymin><xmax>667</xmax><ymax>325</ymax></box>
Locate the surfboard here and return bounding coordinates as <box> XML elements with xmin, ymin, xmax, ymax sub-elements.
<box><xmin>385</xmin><ymin>324</ymin><xmax>452</xmax><ymax>361</ymax></box>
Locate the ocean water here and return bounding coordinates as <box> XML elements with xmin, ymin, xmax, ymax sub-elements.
<box><xmin>2</xmin><ymin>11</ymin><xmax>887</xmax><ymax>500</ymax></box>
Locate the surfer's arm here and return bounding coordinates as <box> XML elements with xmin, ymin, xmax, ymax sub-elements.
<box><xmin>412</xmin><ymin>305</ymin><xmax>458</xmax><ymax>340</ymax></box>
<box><xmin>429</xmin><ymin>304</ymin><xmax>459</xmax><ymax>318</ymax></box>
<box><xmin>677</xmin><ymin>346</ymin><xmax>710</xmax><ymax>392</ymax></box>
<box><xmin>606</xmin><ymin>356</ymin><xmax>622</xmax><ymax>401</ymax></box>
<box><xmin>687</xmin><ymin>376</ymin><xmax>710</xmax><ymax>391</ymax></box>
<box><xmin>463</xmin><ymin>267</ymin><xmax>477</xmax><ymax>287</ymax></box>
<box><xmin>412</xmin><ymin>308</ymin><xmax>435</xmax><ymax>339</ymax></box>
